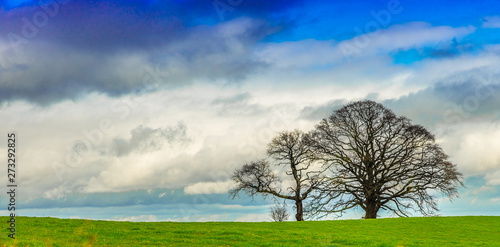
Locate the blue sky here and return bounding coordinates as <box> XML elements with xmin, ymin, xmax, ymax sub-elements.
<box><xmin>0</xmin><ymin>0</ymin><xmax>499</xmax><ymax>222</ymax></box>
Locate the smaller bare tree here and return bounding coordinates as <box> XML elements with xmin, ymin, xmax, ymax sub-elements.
<box><xmin>270</xmin><ymin>204</ymin><xmax>290</xmax><ymax>222</ymax></box>
<box><xmin>230</xmin><ymin>130</ymin><xmax>323</xmax><ymax>221</ymax></box>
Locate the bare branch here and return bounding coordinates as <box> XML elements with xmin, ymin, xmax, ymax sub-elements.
<box><xmin>231</xmin><ymin>130</ymin><xmax>324</xmax><ymax>221</ymax></box>
<box><xmin>306</xmin><ymin>100</ymin><xmax>463</xmax><ymax>219</ymax></box>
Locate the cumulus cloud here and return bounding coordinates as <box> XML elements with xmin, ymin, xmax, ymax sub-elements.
<box><xmin>83</xmin><ymin>127</ymin><xmax>266</xmax><ymax>193</ymax></box>
<box><xmin>434</xmin><ymin>122</ymin><xmax>500</xmax><ymax>185</ymax></box>
<box><xmin>184</xmin><ymin>180</ymin><xmax>235</xmax><ymax>195</ymax></box>
<box><xmin>485</xmin><ymin>171</ymin><xmax>500</xmax><ymax>186</ymax></box>
<box><xmin>211</xmin><ymin>92</ymin><xmax>266</xmax><ymax>116</ymax></box>
<box><xmin>471</xmin><ymin>186</ymin><xmax>495</xmax><ymax>195</ymax></box>
<box><xmin>112</xmin><ymin>122</ymin><xmax>190</xmax><ymax>157</ymax></box>
<box><xmin>355</xmin><ymin>22</ymin><xmax>475</xmax><ymax>52</ymax></box>
<box><xmin>256</xmin><ymin>22</ymin><xmax>475</xmax><ymax>69</ymax></box>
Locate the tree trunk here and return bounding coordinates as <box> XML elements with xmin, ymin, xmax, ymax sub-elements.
<box><xmin>364</xmin><ymin>199</ymin><xmax>378</xmax><ymax>219</ymax></box>
<box><xmin>295</xmin><ymin>200</ymin><xmax>304</xmax><ymax>221</ymax></box>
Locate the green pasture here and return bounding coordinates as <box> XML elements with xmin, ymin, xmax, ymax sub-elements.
<box><xmin>1</xmin><ymin>216</ymin><xmax>499</xmax><ymax>246</ymax></box>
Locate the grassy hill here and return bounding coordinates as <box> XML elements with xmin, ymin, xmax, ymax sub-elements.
<box><xmin>1</xmin><ymin>216</ymin><xmax>499</xmax><ymax>246</ymax></box>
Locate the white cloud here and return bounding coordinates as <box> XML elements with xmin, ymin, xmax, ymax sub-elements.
<box><xmin>248</xmin><ymin>22</ymin><xmax>485</xmax><ymax>109</ymax></box>
<box><xmin>491</xmin><ymin>198</ymin><xmax>500</xmax><ymax>203</ymax></box>
<box><xmin>256</xmin><ymin>22</ymin><xmax>475</xmax><ymax>69</ymax></box>
<box><xmin>2</xmin><ymin>85</ymin><xmax>309</xmax><ymax>198</ymax></box>
<box><xmin>354</xmin><ymin>22</ymin><xmax>475</xmax><ymax>52</ymax></box>
<box><xmin>485</xmin><ymin>170</ymin><xmax>500</xmax><ymax>186</ymax></box>
<box><xmin>410</xmin><ymin>53</ymin><xmax>500</xmax><ymax>87</ymax></box>
<box><xmin>471</xmin><ymin>186</ymin><xmax>495</xmax><ymax>195</ymax></box>
<box><xmin>441</xmin><ymin>122</ymin><xmax>500</xmax><ymax>181</ymax></box>
<box><xmin>255</xmin><ymin>39</ymin><xmax>342</xmax><ymax>68</ymax></box>
<box><xmin>184</xmin><ymin>181</ymin><xmax>235</xmax><ymax>195</ymax></box>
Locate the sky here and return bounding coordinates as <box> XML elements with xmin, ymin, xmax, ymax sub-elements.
<box><xmin>0</xmin><ymin>0</ymin><xmax>500</xmax><ymax>222</ymax></box>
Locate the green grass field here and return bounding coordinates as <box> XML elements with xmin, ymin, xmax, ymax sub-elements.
<box><xmin>0</xmin><ymin>216</ymin><xmax>499</xmax><ymax>246</ymax></box>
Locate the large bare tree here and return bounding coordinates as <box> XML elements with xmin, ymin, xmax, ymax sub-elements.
<box><xmin>230</xmin><ymin>130</ymin><xmax>323</xmax><ymax>221</ymax></box>
<box><xmin>307</xmin><ymin>100</ymin><xmax>463</xmax><ymax>219</ymax></box>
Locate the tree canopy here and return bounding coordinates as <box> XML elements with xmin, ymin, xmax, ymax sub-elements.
<box><xmin>307</xmin><ymin>100</ymin><xmax>463</xmax><ymax>219</ymax></box>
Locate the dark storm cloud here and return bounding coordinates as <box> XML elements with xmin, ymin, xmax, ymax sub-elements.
<box><xmin>0</xmin><ymin>0</ymin><xmax>280</xmax><ymax>105</ymax></box>
<box><xmin>111</xmin><ymin>122</ymin><xmax>190</xmax><ymax>157</ymax></box>
<box><xmin>1</xmin><ymin>0</ymin><xmax>191</xmax><ymax>50</ymax></box>
<box><xmin>0</xmin><ymin>0</ymin><xmax>297</xmax><ymax>51</ymax></box>
<box><xmin>0</xmin><ymin>78</ymin><xmax>91</xmax><ymax>106</ymax></box>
